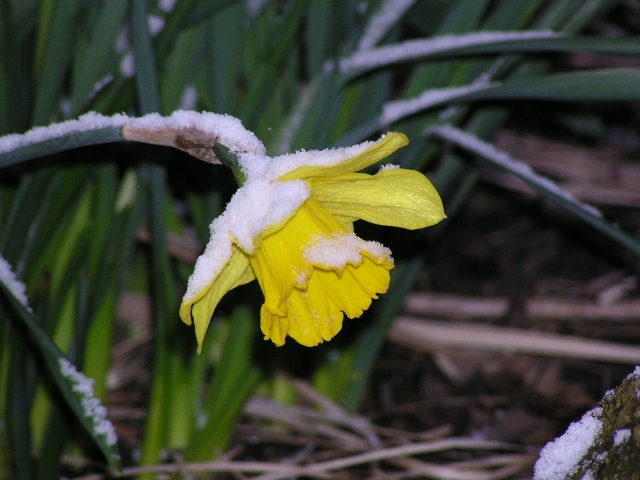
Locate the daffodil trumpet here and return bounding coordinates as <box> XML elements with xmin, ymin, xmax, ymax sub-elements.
<box><xmin>180</xmin><ymin>132</ymin><xmax>445</xmax><ymax>353</ymax></box>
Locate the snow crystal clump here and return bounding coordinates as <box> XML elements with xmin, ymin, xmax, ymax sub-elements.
<box><xmin>59</xmin><ymin>358</ymin><xmax>118</xmax><ymax>447</ymax></box>
<box><xmin>613</xmin><ymin>428</ymin><xmax>631</xmax><ymax>446</ymax></box>
<box><xmin>147</xmin><ymin>15</ymin><xmax>164</xmax><ymax>36</ymax></box>
<box><xmin>159</xmin><ymin>0</ymin><xmax>177</xmax><ymax>13</ymax></box>
<box><xmin>381</xmin><ymin>83</ymin><xmax>496</xmax><ymax>125</ymax></box>
<box><xmin>179</xmin><ymin>85</ymin><xmax>199</xmax><ymax>110</ymax></box>
<box><xmin>378</xmin><ymin>163</ymin><xmax>400</xmax><ymax>172</ymax></box>
<box><xmin>344</xmin><ymin>30</ymin><xmax>562</xmax><ymax>71</ymax></box>
<box><xmin>120</xmin><ymin>53</ymin><xmax>135</xmax><ymax>77</ymax></box>
<box><xmin>304</xmin><ymin>233</ymin><xmax>392</xmax><ymax>270</ymax></box>
<box><xmin>533</xmin><ymin>407</ymin><xmax>602</xmax><ymax>480</ymax></box>
<box><xmin>0</xmin><ymin>255</ymin><xmax>31</xmax><ymax>311</ymax></box>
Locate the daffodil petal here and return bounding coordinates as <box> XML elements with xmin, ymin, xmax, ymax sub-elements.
<box><xmin>316</xmin><ymin>257</ymin><xmax>391</xmax><ymax>318</ymax></box>
<box><xmin>277</xmin><ymin>132</ymin><xmax>409</xmax><ymax>181</ymax></box>
<box><xmin>284</xmin><ymin>286</ymin><xmax>344</xmax><ymax>346</ymax></box>
<box><xmin>180</xmin><ymin>247</ymin><xmax>254</xmax><ymax>354</ymax></box>
<box><xmin>341</xmin><ymin>220</ymin><xmax>354</xmax><ymax>233</ymax></box>
<box><xmin>284</xmin><ymin>256</ymin><xmax>391</xmax><ymax>346</ymax></box>
<box><xmin>259</xmin><ymin>253</ymin><xmax>392</xmax><ymax>347</ymax></box>
<box><xmin>249</xmin><ymin>197</ymin><xmax>349</xmax><ymax>314</ymax></box>
<box><xmin>249</xmin><ymin>236</ymin><xmax>302</xmax><ymax>316</ymax></box>
<box><xmin>260</xmin><ymin>305</ymin><xmax>289</xmax><ymax>346</ymax></box>
<box><xmin>310</xmin><ymin>168</ymin><xmax>445</xmax><ymax>230</ymax></box>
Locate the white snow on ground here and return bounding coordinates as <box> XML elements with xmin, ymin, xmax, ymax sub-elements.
<box><xmin>535</xmin><ymin>367</ymin><xmax>640</xmax><ymax>479</ymax></box>
<box><xmin>613</xmin><ymin>428</ymin><xmax>631</xmax><ymax>446</ymax></box>
<box><xmin>534</xmin><ymin>407</ymin><xmax>602</xmax><ymax>480</ymax></box>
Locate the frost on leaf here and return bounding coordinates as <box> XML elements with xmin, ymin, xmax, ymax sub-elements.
<box><xmin>59</xmin><ymin>358</ymin><xmax>117</xmax><ymax>447</ymax></box>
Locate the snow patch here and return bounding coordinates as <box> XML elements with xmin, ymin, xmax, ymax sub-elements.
<box><xmin>115</xmin><ymin>27</ymin><xmax>129</xmax><ymax>54</ymax></box>
<box><xmin>59</xmin><ymin>358</ymin><xmax>118</xmax><ymax>447</ymax></box>
<box><xmin>147</xmin><ymin>15</ymin><xmax>165</xmax><ymax>36</ymax></box>
<box><xmin>534</xmin><ymin>407</ymin><xmax>602</xmax><ymax>480</ymax></box>
<box><xmin>89</xmin><ymin>74</ymin><xmax>115</xmax><ymax>100</ymax></box>
<box><xmin>613</xmin><ymin>428</ymin><xmax>631</xmax><ymax>446</ymax></box>
<box><xmin>183</xmin><ymin>177</ymin><xmax>310</xmax><ymax>300</ymax></box>
<box><xmin>304</xmin><ymin>233</ymin><xmax>392</xmax><ymax>270</ymax></box>
<box><xmin>127</xmin><ymin>110</ymin><xmax>266</xmax><ymax>155</ymax></box>
<box><xmin>0</xmin><ymin>112</ymin><xmax>130</xmax><ymax>155</ymax></box>
<box><xmin>381</xmin><ymin>83</ymin><xmax>496</xmax><ymax>125</ymax></box>
<box><xmin>378</xmin><ymin>163</ymin><xmax>400</xmax><ymax>172</ymax></box>
<box><xmin>120</xmin><ymin>53</ymin><xmax>135</xmax><ymax>78</ymax></box>
<box><xmin>344</xmin><ymin>30</ymin><xmax>562</xmax><ymax>71</ymax></box>
<box><xmin>159</xmin><ymin>0</ymin><xmax>177</xmax><ymax>13</ymax></box>
<box><xmin>0</xmin><ymin>110</ymin><xmax>265</xmax><ymax>159</ymax></box>
<box><xmin>247</xmin><ymin>0</ymin><xmax>270</xmax><ymax>18</ymax></box>
<box><xmin>179</xmin><ymin>85</ymin><xmax>199</xmax><ymax>110</ymax></box>
<box><xmin>0</xmin><ymin>255</ymin><xmax>30</xmax><ymax>311</ymax></box>
<box><xmin>240</xmin><ymin>134</ymin><xmax>385</xmax><ymax>181</ymax></box>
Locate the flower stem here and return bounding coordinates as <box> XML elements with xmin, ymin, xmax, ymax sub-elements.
<box><xmin>213</xmin><ymin>142</ymin><xmax>246</xmax><ymax>186</ymax></box>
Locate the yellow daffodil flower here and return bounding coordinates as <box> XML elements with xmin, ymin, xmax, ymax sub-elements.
<box><xmin>180</xmin><ymin>132</ymin><xmax>444</xmax><ymax>353</ymax></box>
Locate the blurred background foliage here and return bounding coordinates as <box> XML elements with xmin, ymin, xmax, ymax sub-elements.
<box><xmin>1</xmin><ymin>0</ymin><xmax>640</xmax><ymax>478</ymax></box>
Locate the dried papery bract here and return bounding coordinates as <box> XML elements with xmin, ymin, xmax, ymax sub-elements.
<box><xmin>0</xmin><ymin>111</ymin><xmax>265</xmax><ymax>169</ymax></box>
<box><xmin>122</xmin><ymin>110</ymin><xmax>266</xmax><ymax>163</ymax></box>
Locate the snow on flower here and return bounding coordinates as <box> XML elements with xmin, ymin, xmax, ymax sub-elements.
<box><xmin>180</xmin><ymin>132</ymin><xmax>445</xmax><ymax>352</ymax></box>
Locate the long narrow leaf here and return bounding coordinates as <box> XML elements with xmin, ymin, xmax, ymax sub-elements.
<box><xmin>0</xmin><ymin>121</ymin><xmax>126</xmax><ymax>169</ymax></box>
<box><xmin>32</xmin><ymin>2</ymin><xmax>84</xmax><ymax>125</ymax></box>
<box><xmin>0</xmin><ymin>265</ymin><xmax>121</xmax><ymax>472</ymax></box>
<box><xmin>427</xmin><ymin>123</ymin><xmax>640</xmax><ymax>258</ymax></box>
<box><xmin>185</xmin><ymin>308</ymin><xmax>260</xmax><ymax>460</ymax></box>
<box><xmin>381</xmin><ymin>68</ymin><xmax>640</xmax><ymax>125</ymax></box>
<box><xmin>341</xmin><ymin>34</ymin><xmax>640</xmax><ymax>75</ymax></box>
